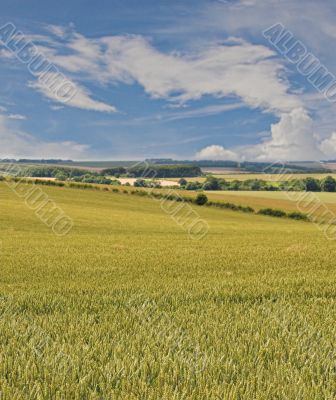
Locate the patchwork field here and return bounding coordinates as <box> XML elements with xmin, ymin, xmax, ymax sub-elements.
<box><xmin>182</xmin><ymin>173</ymin><xmax>336</xmax><ymax>182</ymax></box>
<box><xmin>0</xmin><ymin>182</ymin><xmax>335</xmax><ymax>399</ymax></box>
<box><xmin>204</xmin><ymin>190</ymin><xmax>336</xmax><ymax>216</ymax></box>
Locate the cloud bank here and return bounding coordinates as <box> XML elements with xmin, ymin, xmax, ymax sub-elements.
<box><xmin>195</xmin><ymin>108</ymin><xmax>334</xmax><ymax>162</ymax></box>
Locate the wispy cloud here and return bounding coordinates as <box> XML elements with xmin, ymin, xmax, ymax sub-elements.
<box><xmin>7</xmin><ymin>113</ymin><xmax>26</xmax><ymax>120</ymax></box>
<box><xmin>29</xmin><ymin>26</ymin><xmax>301</xmax><ymax>115</ymax></box>
<box><xmin>162</xmin><ymin>102</ymin><xmax>244</xmax><ymax>121</ymax></box>
<box><xmin>28</xmin><ymin>73</ymin><xmax>117</xmax><ymax>113</ymax></box>
<box><xmin>0</xmin><ymin>114</ymin><xmax>89</xmax><ymax>159</ymax></box>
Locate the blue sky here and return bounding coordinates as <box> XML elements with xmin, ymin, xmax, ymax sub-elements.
<box><xmin>1</xmin><ymin>0</ymin><xmax>336</xmax><ymax>161</ymax></box>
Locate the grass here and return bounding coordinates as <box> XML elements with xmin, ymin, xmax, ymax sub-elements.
<box><xmin>0</xmin><ymin>182</ymin><xmax>335</xmax><ymax>399</ymax></box>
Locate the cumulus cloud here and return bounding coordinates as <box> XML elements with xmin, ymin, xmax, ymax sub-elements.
<box><xmin>195</xmin><ymin>145</ymin><xmax>239</xmax><ymax>161</ymax></box>
<box><xmin>0</xmin><ymin>114</ymin><xmax>89</xmax><ymax>159</ymax></box>
<box><xmin>243</xmin><ymin>108</ymin><xmax>324</xmax><ymax>161</ymax></box>
<box><xmin>195</xmin><ymin>108</ymin><xmax>336</xmax><ymax>162</ymax></box>
<box><xmin>6</xmin><ymin>24</ymin><xmax>335</xmax><ymax>161</ymax></box>
<box><xmin>320</xmin><ymin>133</ymin><xmax>336</xmax><ymax>158</ymax></box>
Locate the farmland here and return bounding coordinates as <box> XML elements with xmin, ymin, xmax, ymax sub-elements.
<box><xmin>204</xmin><ymin>190</ymin><xmax>336</xmax><ymax>217</ymax></box>
<box><xmin>182</xmin><ymin>173</ymin><xmax>336</xmax><ymax>183</ymax></box>
<box><xmin>0</xmin><ymin>181</ymin><xmax>335</xmax><ymax>399</ymax></box>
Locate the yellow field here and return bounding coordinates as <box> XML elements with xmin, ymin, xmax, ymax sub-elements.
<box><xmin>204</xmin><ymin>190</ymin><xmax>336</xmax><ymax>216</ymax></box>
<box><xmin>0</xmin><ymin>182</ymin><xmax>335</xmax><ymax>398</ymax></box>
<box><xmin>176</xmin><ymin>173</ymin><xmax>336</xmax><ymax>182</ymax></box>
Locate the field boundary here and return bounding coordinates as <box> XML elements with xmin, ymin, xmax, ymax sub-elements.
<box><xmin>2</xmin><ymin>177</ymin><xmax>313</xmax><ymax>225</ymax></box>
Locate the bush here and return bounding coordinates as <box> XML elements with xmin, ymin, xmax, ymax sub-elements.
<box><xmin>304</xmin><ymin>177</ymin><xmax>321</xmax><ymax>192</ymax></box>
<box><xmin>321</xmin><ymin>176</ymin><xmax>336</xmax><ymax>192</ymax></box>
<box><xmin>134</xmin><ymin>179</ymin><xmax>146</xmax><ymax>187</ymax></box>
<box><xmin>238</xmin><ymin>205</ymin><xmax>255</xmax><ymax>213</ymax></box>
<box><xmin>287</xmin><ymin>211</ymin><xmax>308</xmax><ymax>221</ymax></box>
<box><xmin>258</xmin><ymin>208</ymin><xmax>287</xmax><ymax>218</ymax></box>
<box><xmin>194</xmin><ymin>193</ymin><xmax>208</xmax><ymax>206</ymax></box>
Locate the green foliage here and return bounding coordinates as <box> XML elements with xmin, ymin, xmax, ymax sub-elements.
<box><xmin>178</xmin><ymin>178</ymin><xmax>188</xmax><ymax>187</ymax></box>
<box><xmin>321</xmin><ymin>176</ymin><xmax>336</xmax><ymax>192</ymax></box>
<box><xmin>134</xmin><ymin>179</ymin><xmax>146</xmax><ymax>187</ymax></box>
<box><xmin>194</xmin><ymin>193</ymin><xmax>208</xmax><ymax>206</ymax></box>
<box><xmin>287</xmin><ymin>211</ymin><xmax>309</xmax><ymax>221</ymax></box>
<box><xmin>103</xmin><ymin>164</ymin><xmax>202</xmax><ymax>178</ymax></box>
<box><xmin>303</xmin><ymin>177</ymin><xmax>321</xmax><ymax>192</ymax></box>
<box><xmin>258</xmin><ymin>208</ymin><xmax>287</xmax><ymax>218</ymax></box>
<box><xmin>202</xmin><ymin>176</ymin><xmax>221</xmax><ymax>190</ymax></box>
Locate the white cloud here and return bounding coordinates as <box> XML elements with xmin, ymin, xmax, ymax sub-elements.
<box><xmin>195</xmin><ymin>145</ymin><xmax>239</xmax><ymax>161</ymax></box>
<box><xmin>28</xmin><ymin>73</ymin><xmax>117</xmax><ymax>113</ymax></box>
<box><xmin>0</xmin><ymin>48</ymin><xmax>15</xmax><ymax>59</ymax></box>
<box><xmin>0</xmin><ymin>114</ymin><xmax>89</xmax><ymax>159</ymax></box>
<box><xmin>7</xmin><ymin>114</ymin><xmax>26</xmax><ymax>120</ymax></box>
<box><xmin>195</xmin><ymin>108</ymin><xmax>336</xmax><ymax>162</ymax></box>
<box><xmin>34</xmin><ymin>28</ymin><xmax>301</xmax><ymax>114</ymax></box>
<box><xmin>46</xmin><ymin>24</ymin><xmax>68</xmax><ymax>38</ymax></box>
<box><xmin>6</xmin><ymin>23</ymin><xmax>336</xmax><ymax>161</ymax></box>
<box><xmin>243</xmin><ymin>108</ymin><xmax>324</xmax><ymax>161</ymax></box>
<box><xmin>163</xmin><ymin>102</ymin><xmax>243</xmax><ymax>121</ymax></box>
<box><xmin>320</xmin><ymin>133</ymin><xmax>336</xmax><ymax>159</ymax></box>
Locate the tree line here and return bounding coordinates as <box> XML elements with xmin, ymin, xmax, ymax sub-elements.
<box><xmin>179</xmin><ymin>176</ymin><xmax>336</xmax><ymax>192</ymax></box>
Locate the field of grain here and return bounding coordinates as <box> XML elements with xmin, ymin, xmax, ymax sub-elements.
<box><xmin>0</xmin><ymin>182</ymin><xmax>335</xmax><ymax>399</ymax></box>
<box><xmin>182</xmin><ymin>173</ymin><xmax>336</xmax><ymax>182</ymax></box>
<box><xmin>203</xmin><ymin>190</ymin><xmax>336</xmax><ymax>216</ymax></box>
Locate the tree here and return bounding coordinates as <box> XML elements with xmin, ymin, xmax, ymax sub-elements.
<box><xmin>54</xmin><ymin>172</ymin><xmax>67</xmax><ymax>181</ymax></box>
<box><xmin>179</xmin><ymin>178</ymin><xmax>187</xmax><ymax>187</ymax></box>
<box><xmin>195</xmin><ymin>193</ymin><xmax>208</xmax><ymax>206</ymax></box>
<box><xmin>134</xmin><ymin>179</ymin><xmax>146</xmax><ymax>187</ymax></box>
<box><xmin>229</xmin><ymin>180</ymin><xmax>242</xmax><ymax>191</ymax></box>
<box><xmin>304</xmin><ymin>177</ymin><xmax>321</xmax><ymax>192</ymax></box>
<box><xmin>185</xmin><ymin>182</ymin><xmax>198</xmax><ymax>190</ymax></box>
<box><xmin>202</xmin><ymin>177</ymin><xmax>220</xmax><ymax>190</ymax></box>
<box><xmin>321</xmin><ymin>176</ymin><xmax>336</xmax><ymax>192</ymax></box>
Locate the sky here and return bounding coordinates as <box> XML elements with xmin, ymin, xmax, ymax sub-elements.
<box><xmin>1</xmin><ymin>0</ymin><xmax>336</xmax><ymax>161</ymax></box>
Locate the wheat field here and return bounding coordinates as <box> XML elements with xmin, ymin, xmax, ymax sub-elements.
<box><xmin>0</xmin><ymin>182</ymin><xmax>335</xmax><ymax>399</ymax></box>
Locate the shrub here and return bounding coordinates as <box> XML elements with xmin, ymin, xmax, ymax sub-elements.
<box><xmin>178</xmin><ymin>178</ymin><xmax>187</xmax><ymax>186</ymax></box>
<box><xmin>238</xmin><ymin>205</ymin><xmax>255</xmax><ymax>213</ymax></box>
<box><xmin>258</xmin><ymin>208</ymin><xmax>287</xmax><ymax>218</ymax></box>
<box><xmin>134</xmin><ymin>179</ymin><xmax>146</xmax><ymax>187</ymax></box>
<box><xmin>304</xmin><ymin>177</ymin><xmax>321</xmax><ymax>192</ymax></box>
<box><xmin>287</xmin><ymin>211</ymin><xmax>308</xmax><ymax>221</ymax></box>
<box><xmin>321</xmin><ymin>176</ymin><xmax>336</xmax><ymax>192</ymax></box>
<box><xmin>194</xmin><ymin>193</ymin><xmax>208</xmax><ymax>206</ymax></box>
